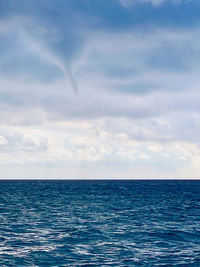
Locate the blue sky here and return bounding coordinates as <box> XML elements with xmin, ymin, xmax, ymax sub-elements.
<box><xmin>0</xmin><ymin>0</ymin><xmax>200</xmax><ymax>178</ymax></box>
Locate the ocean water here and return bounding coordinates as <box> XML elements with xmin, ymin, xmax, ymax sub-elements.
<box><xmin>0</xmin><ymin>180</ymin><xmax>200</xmax><ymax>266</ymax></box>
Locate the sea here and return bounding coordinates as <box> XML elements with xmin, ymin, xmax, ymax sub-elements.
<box><xmin>0</xmin><ymin>180</ymin><xmax>200</xmax><ymax>266</ymax></box>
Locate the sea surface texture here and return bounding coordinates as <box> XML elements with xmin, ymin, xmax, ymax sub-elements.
<box><xmin>0</xmin><ymin>180</ymin><xmax>200</xmax><ymax>266</ymax></box>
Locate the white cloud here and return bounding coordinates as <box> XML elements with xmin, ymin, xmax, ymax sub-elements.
<box><xmin>119</xmin><ymin>0</ymin><xmax>181</xmax><ymax>7</ymax></box>
<box><xmin>0</xmin><ymin>119</ymin><xmax>197</xmax><ymax>178</ymax></box>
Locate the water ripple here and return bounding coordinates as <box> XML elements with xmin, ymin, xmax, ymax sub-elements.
<box><xmin>0</xmin><ymin>180</ymin><xmax>200</xmax><ymax>266</ymax></box>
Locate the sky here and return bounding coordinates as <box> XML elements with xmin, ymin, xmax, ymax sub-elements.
<box><xmin>0</xmin><ymin>0</ymin><xmax>200</xmax><ymax>178</ymax></box>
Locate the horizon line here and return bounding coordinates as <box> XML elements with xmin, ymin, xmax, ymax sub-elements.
<box><xmin>0</xmin><ymin>178</ymin><xmax>200</xmax><ymax>180</ymax></box>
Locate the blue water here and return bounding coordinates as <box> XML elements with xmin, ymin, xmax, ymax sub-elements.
<box><xmin>0</xmin><ymin>180</ymin><xmax>200</xmax><ymax>266</ymax></box>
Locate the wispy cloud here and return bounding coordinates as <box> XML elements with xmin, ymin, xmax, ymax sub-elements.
<box><xmin>0</xmin><ymin>16</ymin><xmax>79</xmax><ymax>93</ymax></box>
<box><xmin>119</xmin><ymin>0</ymin><xmax>183</xmax><ymax>7</ymax></box>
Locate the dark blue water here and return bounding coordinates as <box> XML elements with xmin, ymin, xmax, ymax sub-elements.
<box><xmin>0</xmin><ymin>180</ymin><xmax>200</xmax><ymax>266</ymax></box>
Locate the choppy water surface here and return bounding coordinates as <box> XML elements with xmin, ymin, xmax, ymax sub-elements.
<box><xmin>0</xmin><ymin>180</ymin><xmax>200</xmax><ymax>266</ymax></box>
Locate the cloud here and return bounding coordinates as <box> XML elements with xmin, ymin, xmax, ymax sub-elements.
<box><xmin>119</xmin><ymin>0</ymin><xmax>181</xmax><ymax>7</ymax></box>
<box><xmin>0</xmin><ymin>16</ymin><xmax>80</xmax><ymax>92</ymax></box>
<box><xmin>0</xmin><ymin>127</ymin><xmax>48</xmax><ymax>153</ymax></box>
<box><xmin>0</xmin><ymin>9</ymin><xmax>200</xmax><ymax>177</ymax></box>
<box><xmin>0</xmin><ymin>22</ymin><xmax>200</xmax><ymax>128</ymax></box>
<box><xmin>0</xmin><ymin>118</ymin><xmax>197</xmax><ymax>178</ymax></box>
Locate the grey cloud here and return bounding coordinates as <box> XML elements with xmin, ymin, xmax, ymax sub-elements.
<box><xmin>0</xmin><ymin>16</ymin><xmax>82</xmax><ymax>93</ymax></box>
<box><xmin>100</xmin><ymin>112</ymin><xmax>200</xmax><ymax>144</ymax></box>
<box><xmin>0</xmin><ymin>23</ymin><xmax>200</xmax><ymax>148</ymax></box>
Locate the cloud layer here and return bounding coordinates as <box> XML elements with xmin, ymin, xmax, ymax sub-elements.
<box><xmin>0</xmin><ymin>0</ymin><xmax>200</xmax><ymax>178</ymax></box>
